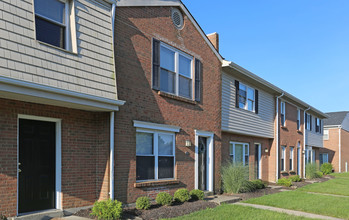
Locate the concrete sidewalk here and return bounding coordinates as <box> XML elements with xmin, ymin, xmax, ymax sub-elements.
<box><xmin>235</xmin><ymin>202</ymin><xmax>344</xmax><ymax>220</ymax></box>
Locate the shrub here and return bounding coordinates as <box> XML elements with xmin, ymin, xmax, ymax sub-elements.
<box><xmin>174</xmin><ymin>188</ymin><xmax>190</xmax><ymax>203</ymax></box>
<box><xmin>306</xmin><ymin>163</ymin><xmax>320</xmax><ymax>179</ymax></box>
<box><xmin>251</xmin><ymin>179</ymin><xmax>266</xmax><ymax>189</ymax></box>
<box><xmin>91</xmin><ymin>199</ymin><xmax>123</xmax><ymax>220</ymax></box>
<box><xmin>221</xmin><ymin>162</ymin><xmax>251</xmax><ymax>193</ymax></box>
<box><xmin>277</xmin><ymin>178</ymin><xmax>292</xmax><ymax>187</ymax></box>
<box><xmin>0</xmin><ymin>214</ymin><xmax>7</xmax><ymax>220</ymax></box>
<box><xmin>156</xmin><ymin>192</ymin><xmax>173</xmax><ymax>206</ymax></box>
<box><xmin>321</xmin><ymin>163</ymin><xmax>333</xmax><ymax>175</ymax></box>
<box><xmin>136</xmin><ymin>196</ymin><xmax>151</xmax><ymax>210</ymax></box>
<box><xmin>190</xmin><ymin>189</ymin><xmax>205</xmax><ymax>201</ymax></box>
<box><xmin>289</xmin><ymin>175</ymin><xmax>301</xmax><ymax>182</ymax></box>
<box><xmin>316</xmin><ymin>171</ymin><xmax>323</xmax><ymax>178</ymax></box>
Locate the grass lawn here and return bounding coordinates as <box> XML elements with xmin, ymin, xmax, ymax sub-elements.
<box><xmin>244</xmin><ymin>190</ymin><xmax>349</xmax><ymax>219</ymax></box>
<box><xmin>297</xmin><ymin>173</ymin><xmax>349</xmax><ymax>196</ymax></box>
<box><xmin>165</xmin><ymin>204</ymin><xmax>315</xmax><ymax>220</ymax></box>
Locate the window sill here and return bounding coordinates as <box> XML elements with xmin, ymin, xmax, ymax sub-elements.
<box><xmin>297</xmin><ymin>130</ymin><xmax>303</xmax><ymax>134</ymax></box>
<box><xmin>158</xmin><ymin>91</ymin><xmax>197</xmax><ymax>105</ymax></box>
<box><xmin>289</xmin><ymin>170</ymin><xmax>296</xmax><ymax>173</ymax></box>
<box><xmin>37</xmin><ymin>40</ymin><xmax>78</xmax><ymax>56</ymax></box>
<box><xmin>134</xmin><ymin>179</ymin><xmax>180</xmax><ymax>188</ymax></box>
<box><xmin>281</xmin><ymin>171</ymin><xmax>288</xmax><ymax>174</ymax></box>
<box><xmin>236</xmin><ymin>107</ymin><xmax>255</xmax><ymax>114</ymax></box>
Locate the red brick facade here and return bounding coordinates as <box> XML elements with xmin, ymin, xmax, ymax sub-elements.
<box><xmin>113</xmin><ymin>6</ymin><xmax>222</xmax><ymax>203</ymax></box>
<box><xmin>0</xmin><ymin>98</ymin><xmax>110</xmax><ymax>217</ymax></box>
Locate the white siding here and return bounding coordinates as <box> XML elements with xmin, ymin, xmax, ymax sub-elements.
<box><xmin>222</xmin><ymin>72</ymin><xmax>275</xmax><ymax>138</ymax></box>
<box><xmin>0</xmin><ymin>0</ymin><xmax>117</xmax><ymax>99</ymax></box>
<box><xmin>305</xmin><ymin>115</ymin><xmax>324</xmax><ymax>147</ymax></box>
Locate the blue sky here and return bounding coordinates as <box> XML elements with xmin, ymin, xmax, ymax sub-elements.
<box><xmin>182</xmin><ymin>0</ymin><xmax>349</xmax><ymax>113</ymax></box>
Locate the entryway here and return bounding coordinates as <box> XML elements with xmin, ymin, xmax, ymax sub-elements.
<box><xmin>254</xmin><ymin>144</ymin><xmax>261</xmax><ymax>179</ymax></box>
<box><xmin>18</xmin><ymin>115</ymin><xmax>62</xmax><ymax>215</ymax></box>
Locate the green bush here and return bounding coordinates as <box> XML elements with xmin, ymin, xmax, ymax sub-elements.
<box><xmin>306</xmin><ymin>163</ymin><xmax>320</xmax><ymax>179</ymax></box>
<box><xmin>156</xmin><ymin>192</ymin><xmax>173</xmax><ymax>206</ymax></box>
<box><xmin>91</xmin><ymin>199</ymin><xmax>123</xmax><ymax>220</ymax></box>
<box><xmin>136</xmin><ymin>196</ymin><xmax>151</xmax><ymax>210</ymax></box>
<box><xmin>190</xmin><ymin>189</ymin><xmax>205</xmax><ymax>201</ymax></box>
<box><xmin>0</xmin><ymin>214</ymin><xmax>7</xmax><ymax>220</ymax></box>
<box><xmin>277</xmin><ymin>178</ymin><xmax>292</xmax><ymax>187</ymax></box>
<box><xmin>174</xmin><ymin>188</ymin><xmax>190</xmax><ymax>203</ymax></box>
<box><xmin>321</xmin><ymin>163</ymin><xmax>333</xmax><ymax>175</ymax></box>
<box><xmin>251</xmin><ymin>179</ymin><xmax>266</xmax><ymax>189</ymax></box>
<box><xmin>221</xmin><ymin>162</ymin><xmax>252</xmax><ymax>193</ymax></box>
<box><xmin>316</xmin><ymin>171</ymin><xmax>323</xmax><ymax>178</ymax></box>
<box><xmin>289</xmin><ymin>175</ymin><xmax>301</xmax><ymax>182</ymax></box>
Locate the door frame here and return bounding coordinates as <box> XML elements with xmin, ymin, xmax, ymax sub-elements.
<box><xmin>17</xmin><ymin>114</ymin><xmax>62</xmax><ymax>215</ymax></box>
<box><xmin>255</xmin><ymin>143</ymin><xmax>262</xmax><ymax>179</ymax></box>
<box><xmin>194</xmin><ymin>130</ymin><xmax>214</xmax><ymax>191</ymax></box>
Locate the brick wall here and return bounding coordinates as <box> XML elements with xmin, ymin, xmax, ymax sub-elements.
<box><xmin>0</xmin><ymin>98</ymin><xmax>110</xmax><ymax>217</ymax></box>
<box><xmin>323</xmin><ymin>128</ymin><xmax>339</xmax><ymax>172</ymax></box>
<box><xmin>114</xmin><ymin>6</ymin><xmax>222</xmax><ymax>203</ymax></box>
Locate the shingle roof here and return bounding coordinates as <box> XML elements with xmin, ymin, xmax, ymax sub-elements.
<box><xmin>323</xmin><ymin>111</ymin><xmax>349</xmax><ymax>126</ymax></box>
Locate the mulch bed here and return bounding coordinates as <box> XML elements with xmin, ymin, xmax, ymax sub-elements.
<box><xmin>74</xmin><ymin>200</ymin><xmax>217</xmax><ymax>220</ymax></box>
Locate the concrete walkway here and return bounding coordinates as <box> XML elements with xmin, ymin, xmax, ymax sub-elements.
<box><xmin>235</xmin><ymin>202</ymin><xmax>344</xmax><ymax>220</ymax></box>
<box><xmin>306</xmin><ymin>192</ymin><xmax>349</xmax><ymax>198</ymax></box>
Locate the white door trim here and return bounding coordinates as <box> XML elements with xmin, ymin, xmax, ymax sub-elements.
<box><xmin>17</xmin><ymin>114</ymin><xmax>62</xmax><ymax>215</ymax></box>
<box><xmin>194</xmin><ymin>130</ymin><xmax>214</xmax><ymax>191</ymax></box>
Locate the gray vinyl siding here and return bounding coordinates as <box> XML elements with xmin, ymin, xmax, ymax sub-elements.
<box><xmin>222</xmin><ymin>72</ymin><xmax>275</xmax><ymax>138</ymax></box>
<box><xmin>341</xmin><ymin>115</ymin><xmax>349</xmax><ymax>132</ymax></box>
<box><xmin>0</xmin><ymin>0</ymin><xmax>117</xmax><ymax>99</ymax></box>
<box><xmin>305</xmin><ymin>115</ymin><xmax>324</xmax><ymax>147</ymax></box>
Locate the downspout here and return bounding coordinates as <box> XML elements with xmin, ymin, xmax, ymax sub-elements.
<box><xmin>303</xmin><ymin>107</ymin><xmax>311</xmax><ymax>178</ymax></box>
<box><xmin>339</xmin><ymin>126</ymin><xmax>342</xmax><ymax>172</ymax></box>
<box><xmin>276</xmin><ymin>93</ymin><xmax>284</xmax><ymax>181</ymax></box>
<box><xmin>110</xmin><ymin>111</ymin><xmax>115</xmax><ymax>199</ymax></box>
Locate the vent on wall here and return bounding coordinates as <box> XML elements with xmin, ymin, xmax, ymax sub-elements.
<box><xmin>171</xmin><ymin>8</ymin><xmax>184</xmax><ymax>29</ymax></box>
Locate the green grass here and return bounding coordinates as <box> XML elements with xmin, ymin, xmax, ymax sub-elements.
<box><xmin>244</xmin><ymin>190</ymin><xmax>349</xmax><ymax>219</ymax></box>
<box><xmin>298</xmin><ymin>172</ymin><xmax>349</xmax><ymax>196</ymax></box>
<box><xmin>165</xmin><ymin>204</ymin><xmax>314</xmax><ymax>220</ymax></box>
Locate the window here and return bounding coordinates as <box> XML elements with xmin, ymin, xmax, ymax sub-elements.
<box><xmin>281</xmin><ymin>146</ymin><xmax>286</xmax><ymax>171</ymax></box>
<box><xmin>136</xmin><ymin>131</ymin><xmax>175</xmax><ymax>181</ymax></box>
<box><xmin>238</xmin><ymin>83</ymin><xmax>255</xmax><ymax>112</ymax></box>
<box><xmin>230</xmin><ymin>142</ymin><xmax>249</xmax><ymax>166</ymax></box>
<box><xmin>315</xmin><ymin>118</ymin><xmax>321</xmax><ymax>133</ymax></box>
<box><xmin>305</xmin><ymin>146</ymin><xmax>312</xmax><ymax>164</ymax></box>
<box><xmin>289</xmin><ymin>147</ymin><xmax>294</xmax><ymax>171</ymax></box>
<box><xmin>34</xmin><ymin>0</ymin><xmax>75</xmax><ymax>51</ymax></box>
<box><xmin>305</xmin><ymin>113</ymin><xmax>312</xmax><ymax>130</ymax></box>
<box><xmin>297</xmin><ymin>109</ymin><xmax>301</xmax><ymax>130</ymax></box>
<box><xmin>319</xmin><ymin>153</ymin><xmax>329</xmax><ymax>165</ymax></box>
<box><xmin>280</xmin><ymin>102</ymin><xmax>285</xmax><ymax>126</ymax></box>
<box><xmin>324</xmin><ymin>129</ymin><xmax>329</xmax><ymax>140</ymax></box>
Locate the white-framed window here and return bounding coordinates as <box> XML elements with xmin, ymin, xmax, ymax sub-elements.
<box><xmin>281</xmin><ymin>146</ymin><xmax>286</xmax><ymax>171</ymax></box>
<box><xmin>34</xmin><ymin>0</ymin><xmax>76</xmax><ymax>51</ymax></box>
<box><xmin>324</xmin><ymin>129</ymin><xmax>329</xmax><ymax>140</ymax></box>
<box><xmin>230</xmin><ymin>142</ymin><xmax>249</xmax><ymax>166</ymax></box>
<box><xmin>315</xmin><ymin>118</ymin><xmax>321</xmax><ymax>133</ymax></box>
<box><xmin>238</xmin><ymin>83</ymin><xmax>255</xmax><ymax>112</ymax></box>
<box><xmin>297</xmin><ymin>109</ymin><xmax>301</xmax><ymax>130</ymax></box>
<box><xmin>290</xmin><ymin>147</ymin><xmax>294</xmax><ymax>171</ymax></box>
<box><xmin>319</xmin><ymin>153</ymin><xmax>329</xmax><ymax>165</ymax></box>
<box><xmin>136</xmin><ymin>130</ymin><xmax>175</xmax><ymax>181</ymax></box>
<box><xmin>159</xmin><ymin>43</ymin><xmax>193</xmax><ymax>99</ymax></box>
<box><xmin>305</xmin><ymin>146</ymin><xmax>312</xmax><ymax>164</ymax></box>
<box><xmin>280</xmin><ymin>101</ymin><xmax>286</xmax><ymax>126</ymax></box>
<box><xmin>306</xmin><ymin>113</ymin><xmax>312</xmax><ymax>130</ymax></box>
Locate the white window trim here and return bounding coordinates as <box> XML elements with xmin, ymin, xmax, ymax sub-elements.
<box><xmin>281</xmin><ymin>146</ymin><xmax>286</xmax><ymax>171</ymax></box>
<box><xmin>281</xmin><ymin>101</ymin><xmax>286</xmax><ymax>127</ymax></box>
<box><xmin>324</xmin><ymin>129</ymin><xmax>329</xmax><ymax>140</ymax></box>
<box><xmin>238</xmin><ymin>82</ymin><xmax>255</xmax><ymax>112</ymax></box>
<box><xmin>160</xmin><ymin>42</ymin><xmax>194</xmax><ymax>99</ymax></box>
<box><xmin>229</xmin><ymin>142</ymin><xmax>249</xmax><ymax>165</ymax></box>
<box><xmin>255</xmin><ymin>143</ymin><xmax>262</xmax><ymax>179</ymax></box>
<box><xmin>290</xmin><ymin>147</ymin><xmax>294</xmax><ymax>171</ymax></box>
<box><xmin>135</xmin><ymin>129</ymin><xmax>176</xmax><ymax>182</ymax></box>
<box><xmin>133</xmin><ymin>120</ymin><xmax>180</xmax><ymax>133</ymax></box>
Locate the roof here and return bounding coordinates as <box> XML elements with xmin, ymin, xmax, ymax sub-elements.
<box><xmin>323</xmin><ymin>111</ymin><xmax>349</xmax><ymax>126</ymax></box>
<box><xmin>222</xmin><ymin>60</ymin><xmax>328</xmax><ymax>118</ymax></box>
<box><xmin>115</xmin><ymin>0</ymin><xmax>223</xmax><ymax>62</ymax></box>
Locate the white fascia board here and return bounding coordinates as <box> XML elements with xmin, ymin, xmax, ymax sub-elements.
<box><xmin>0</xmin><ymin>76</ymin><xmax>125</xmax><ymax>112</ymax></box>
<box><xmin>324</xmin><ymin>125</ymin><xmax>341</xmax><ymax>129</ymax></box>
<box><xmin>116</xmin><ymin>0</ymin><xmax>223</xmax><ymax>62</ymax></box>
<box><xmin>222</xmin><ymin>60</ymin><xmax>327</xmax><ymax>119</ymax></box>
<box><xmin>133</xmin><ymin>120</ymin><xmax>180</xmax><ymax>132</ymax></box>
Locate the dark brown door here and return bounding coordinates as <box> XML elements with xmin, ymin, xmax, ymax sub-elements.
<box><xmin>198</xmin><ymin>137</ymin><xmax>207</xmax><ymax>191</ymax></box>
<box><xmin>19</xmin><ymin>119</ymin><xmax>56</xmax><ymax>213</ymax></box>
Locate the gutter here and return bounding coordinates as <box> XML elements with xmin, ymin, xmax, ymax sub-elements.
<box><xmin>304</xmin><ymin>107</ymin><xmax>311</xmax><ymax>178</ymax></box>
<box><xmin>110</xmin><ymin>112</ymin><xmax>115</xmax><ymax>199</ymax></box>
<box><xmin>276</xmin><ymin>92</ymin><xmax>284</xmax><ymax>181</ymax></box>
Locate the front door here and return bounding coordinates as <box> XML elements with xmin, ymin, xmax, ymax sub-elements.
<box><xmin>254</xmin><ymin>144</ymin><xmax>261</xmax><ymax>179</ymax></box>
<box><xmin>297</xmin><ymin>145</ymin><xmax>301</xmax><ymax>175</ymax></box>
<box><xmin>19</xmin><ymin>119</ymin><xmax>56</xmax><ymax>213</ymax></box>
<box><xmin>198</xmin><ymin>137</ymin><xmax>207</xmax><ymax>191</ymax></box>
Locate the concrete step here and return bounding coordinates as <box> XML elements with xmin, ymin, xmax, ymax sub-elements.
<box><xmin>204</xmin><ymin>191</ymin><xmax>214</xmax><ymax>197</ymax></box>
<box><xmin>13</xmin><ymin>210</ymin><xmax>64</xmax><ymax>220</ymax></box>
<box><xmin>205</xmin><ymin>195</ymin><xmax>241</xmax><ymax>205</ymax></box>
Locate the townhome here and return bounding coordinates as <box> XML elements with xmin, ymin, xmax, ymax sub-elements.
<box><xmin>113</xmin><ymin>0</ymin><xmax>222</xmax><ymax>203</ymax></box>
<box><xmin>322</xmin><ymin>111</ymin><xmax>349</xmax><ymax>172</ymax></box>
<box><xmin>0</xmin><ymin>0</ymin><xmax>124</xmax><ymax>217</ymax></box>
<box><xmin>221</xmin><ymin>60</ymin><xmax>327</xmax><ymax>182</ymax></box>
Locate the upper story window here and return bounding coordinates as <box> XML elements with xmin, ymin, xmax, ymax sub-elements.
<box><xmin>289</xmin><ymin>147</ymin><xmax>294</xmax><ymax>171</ymax></box>
<box><xmin>323</xmin><ymin>129</ymin><xmax>329</xmax><ymax>140</ymax></box>
<box><xmin>234</xmin><ymin>80</ymin><xmax>258</xmax><ymax>113</ymax></box>
<box><xmin>281</xmin><ymin>146</ymin><xmax>286</xmax><ymax>171</ymax></box>
<box><xmin>280</xmin><ymin>101</ymin><xmax>285</xmax><ymax>126</ymax></box>
<box><xmin>34</xmin><ymin>0</ymin><xmax>76</xmax><ymax>51</ymax></box>
<box><xmin>152</xmin><ymin>39</ymin><xmax>202</xmax><ymax>101</ymax></box>
<box><xmin>315</xmin><ymin>118</ymin><xmax>321</xmax><ymax>133</ymax></box>
<box><xmin>305</xmin><ymin>113</ymin><xmax>312</xmax><ymax>131</ymax></box>
<box><xmin>297</xmin><ymin>109</ymin><xmax>301</xmax><ymax>130</ymax></box>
